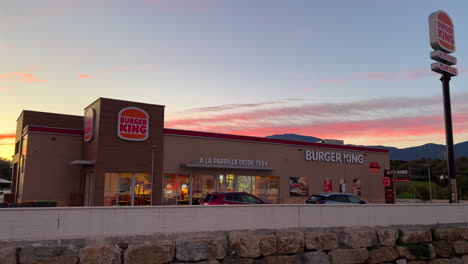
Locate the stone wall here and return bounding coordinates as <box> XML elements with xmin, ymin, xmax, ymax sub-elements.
<box><xmin>1</xmin><ymin>224</ymin><xmax>468</xmax><ymax>264</ymax></box>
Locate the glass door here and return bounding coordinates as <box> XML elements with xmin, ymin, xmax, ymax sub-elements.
<box><xmin>226</xmin><ymin>174</ymin><xmax>236</xmax><ymax>191</ymax></box>
<box><xmin>217</xmin><ymin>174</ymin><xmax>225</xmax><ymax>192</ymax></box>
<box><xmin>118</xmin><ymin>173</ymin><xmax>133</xmax><ymax>206</ymax></box>
<box><xmin>134</xmin><ymin>173</ymin><xmax>152</xmax><ymax>206</ymax></box>
<box><xmin>104</xmin><ymin>173</ymin><xmax>151</xmax><ymax>206</ymax></box>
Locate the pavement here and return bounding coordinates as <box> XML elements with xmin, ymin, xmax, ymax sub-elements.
<box><xmin>396</xmin><ymin>198</ymin><xmax>468</xmax><ymax>204</ymax></box>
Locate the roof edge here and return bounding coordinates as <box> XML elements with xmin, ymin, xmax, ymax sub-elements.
<box><xmin>163</xmin><ymin>128</ymin><xmax>389</xmax><ymax>153</ymax></box>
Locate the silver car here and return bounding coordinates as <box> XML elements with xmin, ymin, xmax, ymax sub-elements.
<box><xmin>305</xmin><ymin>193</ymin><xmax>367</xmax><ymax>204</ymax></box>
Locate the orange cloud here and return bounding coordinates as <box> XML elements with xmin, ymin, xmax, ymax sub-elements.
<box><xmin>0</xmin><ymin>133</ymin><xmax>15</xmax><ymax>141</ymax></box>
<box><xmin>0</xmin><ymin>72</ymin><xmax>47</xmax><ymax>82</ymax></box>
<box><xmin>77</xmin><ymin>75</ymin><xmax>90</xmax><ymax>78</ymax></box>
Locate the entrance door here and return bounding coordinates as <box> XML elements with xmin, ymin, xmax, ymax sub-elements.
<box><xmin>118</xmin><ymin>173</ymin><xmax>133</xmax><ymax>206</ymax></box>
<box><xmin>216</xmin><ymin>174</ymin><xmax>236</xmax><ymax>192</ymax></box>
<box><xmin>216</xmin><ymin>174</ymin><xmax>225</xmax><ymax>192</ymax></box>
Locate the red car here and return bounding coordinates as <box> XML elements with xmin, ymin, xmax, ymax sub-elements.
<box><xmin>202</xmin><ymin>192</ymin><xmax>267</xmax><ymax>205</ymax></box>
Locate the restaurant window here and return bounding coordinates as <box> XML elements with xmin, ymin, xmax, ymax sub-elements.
<box><xmin>163</xmin><ymin>174</ymin><xmax>279</xmax><ymax>205</ymax></box>
<box><xmin>265</xmin><ymin>176</ymin><xmax>279</xmax><ymax>204</ymax></box>
<box><xmin>237</xmin><ymin>175</ymin><xmax>253</xmax><ymax>193</ymax></box>
<box><xmin>192</xmin><ymin>175</ymin><xmax>204</xmax><ymax>205</ymax></box>
<box><xmin>19</xmin><ymin>135</ymin><xmax>28</xmax><ymax>173</ymax></box>
<box><xmin>163</xmin><ymin>174</ymin><xmax>190</xmax><ymax>205</ymax></box>
<box><xmin>104</xmin><ymin>173</ymin><xmax>151</xmax><ymax>206</ymax></box>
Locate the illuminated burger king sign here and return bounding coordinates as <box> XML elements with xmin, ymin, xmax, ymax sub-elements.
<box><xmin>118</xmin><ymin>107</ymin><xmax>149</xmax><ymax>141</ymax></box>
<box><xmin>84</xmin><ymin>108</ymin><xmax>95</xmax><ymax>142</ymax></box>
<box><xmin>429</xmin><ymin>10</ymin><xmax>455</xmax><ymax>53</ymax></box>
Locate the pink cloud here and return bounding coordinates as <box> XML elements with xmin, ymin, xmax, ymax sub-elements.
<box><xmin>0</xmin><ymin>72</ymin><xmax>48</xmax><ymax>82</ymax></box>
<box><xmin>352</xmin><ymin>70</ymin><xmax>437</xmax><ymax>82</ymax></box>
<box><xmin>320</xmin><ymin>78</ymin><xmax>348</xmax><ymax>86</ymax></box>
<box><xmin>285</xmin><ymin>98</ymin><xmax>304</xmax><ymax>101</ymax></box>
<box><xmin>321</xmin><ymin>68</ymin><xmax>441</xmax><ymax>85</ymax></box>
<box><xmin>184</xmin><ymin>101</ymin><xmax>286</xmax><ymax>113</ymax></box>
<box><xmin>189</xmin><ymin>114</ymin><xmax>456</xmax><ymax>145</ymax></box>
<box><xmin>291</xmin><ymin>73</ymin><xmax>305</xmax><ymax>78</ymax></box>
<box><xmin>165</xmin><ymin>92</ymin><xmax>468</xmax><ymax>146</ymax></box>
<box><xmin>77</xmin><ymin>75</ymin><xmax>90</xmax><ymax>78</ymax></box>
<box><xmin>167</xmin><ymin>94</ymin><xmax>448</xmax><ymax>128</ymax></box>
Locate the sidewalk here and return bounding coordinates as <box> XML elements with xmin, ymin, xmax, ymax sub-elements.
<box><xmin>396</xmin><ymin>198</ymin><xmax>468</xmax><ymax>204</ymax></box>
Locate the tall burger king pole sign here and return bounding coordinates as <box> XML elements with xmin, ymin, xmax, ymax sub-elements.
<box><xmin>429</xmin><ymin>10</ymin><xmax>458</xmax><ymax>203</ymax></box>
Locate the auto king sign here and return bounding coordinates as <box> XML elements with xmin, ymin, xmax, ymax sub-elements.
<box><xmin>429</xmin><ymin>10</ymin><xmax>457</xmax><ymax>76</ymax></box>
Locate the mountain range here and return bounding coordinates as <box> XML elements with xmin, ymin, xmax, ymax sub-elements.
<box><xmin>266</xmin><ymin>134</ymin><xmax>468</xmax><ymax>161</ymax></box>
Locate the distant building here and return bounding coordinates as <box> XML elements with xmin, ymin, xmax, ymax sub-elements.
<box><xmin>9</xmin><ymin>98</ymin><xmax>389</xmax><ymax>206</ymax></box>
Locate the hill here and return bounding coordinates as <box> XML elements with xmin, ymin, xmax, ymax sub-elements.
<box><xmin>266</xmin><ymin>134</ymin><xmax>321</xmax><ymax>143</ymax></box>
<box><xmin>265</xmin><ymin>134</ymin><xmax>468</xmax><ymax>161</ymax></box>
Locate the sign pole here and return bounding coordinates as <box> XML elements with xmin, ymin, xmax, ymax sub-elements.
<box><xmin>429</xmin><ymin>10</ymin><xmax>458</xmax><ymax>203</ymax></box>
<box><xmin>440</xmin><ymin>74</ymin><xmax>458</xmax><ymax>203</ymax></box>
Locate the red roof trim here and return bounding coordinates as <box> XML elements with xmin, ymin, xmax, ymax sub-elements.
<box><xmin>25</xmin><ymin>126</ymin><xmax>84</xmax><ymax>136</ymax></box>
<box><xmin>163</xmin><ymin>128</ymin><xmax>389</xmax><ymax>153</ymax></box>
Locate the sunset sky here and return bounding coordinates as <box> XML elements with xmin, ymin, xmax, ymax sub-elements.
<box><xmin>1</xmin><ymin>0</ymin><xmax>468</xmax><ymax>159</ymax></box>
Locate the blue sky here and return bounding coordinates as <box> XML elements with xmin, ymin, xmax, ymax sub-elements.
<box><xmin>1</xmin><ymin>0</ymin><xmax>468</xmax><ymax>158</ymax></box>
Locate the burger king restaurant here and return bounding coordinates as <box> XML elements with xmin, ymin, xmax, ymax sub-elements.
<box><xmin>9</xmin><ymin>98</ymin><xmax>390</xmax><ymax>206</ymax></box>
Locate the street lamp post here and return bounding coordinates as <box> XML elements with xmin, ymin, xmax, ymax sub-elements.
<box><xmin>425</xmin><ymin>164</ymin><xmax>432</xmax><ymax>203</ymax></box>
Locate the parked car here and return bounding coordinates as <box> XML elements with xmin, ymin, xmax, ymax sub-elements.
<box><xmin>305</xmin><ymin>193</ymin><xmax>367</xmax><ymax>204</ymax></box>
<box><xmin>203</xmin><ymin>192</ymin><xmax>267</xmax><ymax>205</ymax></box>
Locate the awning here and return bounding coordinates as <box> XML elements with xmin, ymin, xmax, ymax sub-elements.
<box><xmin>69</xmin><ymin>160</ymin><xmax>95</xmax><ymax>166</ymax></box>
<box><xmin>181</xmin><ymin>163</ymin><xmax>275</xmax><ymax>171</ymax></box>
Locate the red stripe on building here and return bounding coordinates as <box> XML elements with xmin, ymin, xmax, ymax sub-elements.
<box><xmin>25</xmin><ymin>126</ymin><xmax>84</xmax><ymax>136</ymax></box>
<box><xmin>163</xmin><ymin>128</ymin><xmax>389</xmax><ymax>153</ymax></box>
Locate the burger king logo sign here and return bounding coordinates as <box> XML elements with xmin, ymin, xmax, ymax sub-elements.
<box><xmin>84</xmin><ymin>108</ymin><xmax>95</xmax><ymax>142</ymax></box>
<box><xmin>429</xmin><ymin>10</ymin><xmax>455</xmax><ymax>53</ymax></box>
<box><xmin>118</xmin><ymin>107</ymin><xmax>149</xmax><ymax>141</ymax></box>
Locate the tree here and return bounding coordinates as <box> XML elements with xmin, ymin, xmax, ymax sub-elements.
<box><xmin>391</xmin><ymin>157</ymin><xmax>468</xmax><ymax>200</ymax></box>
<box><xmin>0</xmin><ymin>158</ymin><xmax>12</xmax><ymax>190</ymax></box>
